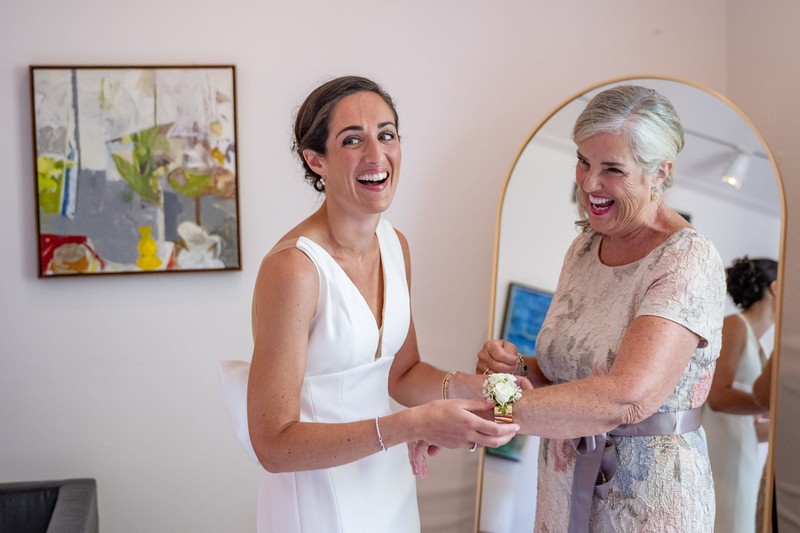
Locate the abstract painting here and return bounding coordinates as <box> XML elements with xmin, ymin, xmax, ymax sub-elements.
<box><xmin>30</xmin><ymin>65</ymin><xmax>240</xmax><ymax>277</ymax></box>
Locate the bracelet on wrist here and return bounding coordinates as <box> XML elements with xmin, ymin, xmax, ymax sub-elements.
<box><xmin>374</xmin><ymin>416</ymin><xmax>386</xmax><ymax>452</ymax></box>
<box><xmin>442</xmin><ymin>370</ymin><xmax>458</xmax><ymax>399</ymax></box>
<box><xmin>482</xmin><ymin>373</ymin><xmax>522</xmax><ymax>424</ymax></box>
<box><xmin>515</xmin><ymin>354</ymin><xmax>528</xmax><ymax>377</ymax></box>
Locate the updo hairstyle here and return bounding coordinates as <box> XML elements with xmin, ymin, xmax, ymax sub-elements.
<box><xmin>573</xmin><ymin>85</ymin><xmax>685</xmax><ymax>188</ymax></box>
<box><xmin>293</xmin><ymin>76</ymin><xmax>399</xmax><ymax>192</ymax></box>
<box><xmin>726</xmin><ymin>256</ymin><xmax>778</xmax><ymax>310</ymax></box>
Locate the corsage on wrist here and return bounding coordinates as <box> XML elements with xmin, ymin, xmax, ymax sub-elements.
<box><xmin>483</xmin><ymin>373</ymin><xmax>522</xmax><ymax>424</ymax></box>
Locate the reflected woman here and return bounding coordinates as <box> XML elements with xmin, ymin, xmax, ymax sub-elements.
<box><xmin>477</xmin><ymin>85</ymin><xmax>726</xmax><ymax>531</ymax></box>
<box><xmin>702</xmin><ymin>256</ymin><xmax>778</xmax><ymax>533</ymax></box>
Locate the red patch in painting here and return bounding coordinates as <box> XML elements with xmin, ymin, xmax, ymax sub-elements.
<box><xmin>40</xmin><ymin>234</ymin><xmax>105</xmax><ymax>275</ymax></box>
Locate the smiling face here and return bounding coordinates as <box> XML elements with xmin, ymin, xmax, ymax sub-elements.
<box><xmin>303</xmin><ymin>91</ymin><xmax>401</xmax><ymax>218</ymax></box>
<box><xmin>575</xmin><ymin>131</ymin><xmax>666</xmax><ymax>238</ymax></box>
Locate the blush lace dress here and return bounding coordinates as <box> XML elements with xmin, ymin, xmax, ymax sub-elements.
<box><xmin>533</xmin><ymin>228</ymin><xmax>725</xmax><ymax>532</ymax></box>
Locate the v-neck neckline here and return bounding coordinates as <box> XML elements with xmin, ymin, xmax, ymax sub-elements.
<box><xmin>299</xmin><ymin>229</ymin><xmax>388</xmax><ymax>343</ymax></box>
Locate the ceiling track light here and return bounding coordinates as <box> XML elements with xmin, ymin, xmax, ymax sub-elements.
<box><xmin>721</xmin><ymin>150</ymin><xmax>751</xmax><ymax>190</ymax></box>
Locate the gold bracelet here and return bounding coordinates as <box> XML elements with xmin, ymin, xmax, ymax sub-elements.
<box><xmin>442</xmin><ymin>370</ymin><xmax>458</xmax><ymax>399</ymax></box>
<box><xmin>494</xmin><ymin>404</ymin><xmax>514</xmax><ymax>424</ymax></box>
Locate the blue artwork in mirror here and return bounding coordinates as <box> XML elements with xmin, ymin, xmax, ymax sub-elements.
<box><xmin>501</xmin><ymin>283</ymin><xmax>553</xmax><ymax>356</ymax></box>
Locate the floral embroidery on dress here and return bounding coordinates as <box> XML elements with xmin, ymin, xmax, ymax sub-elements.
<box><xmin>533</xmin><ymin>228</ymin><xmax>725</xmax><ymax>532</ymax></box>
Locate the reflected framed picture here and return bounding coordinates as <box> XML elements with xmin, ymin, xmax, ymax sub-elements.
<box><xmin>488</xmin><ymin>283</ymin><xmax>553</xmax><ymax>462</ymax></box>
<box><xmin>30</xmin><ymin>65</ymin><xmax>240</xmax><ymax>277</ymax></box>
<box><xmin>500</xmin><ymin>282</ymin><xmax>554</xmax><ymax>356</ymax></box>
<box><xmin>486</xmin><ymin>433</ymin><xmax>528</xmax><ymax>462</ymax></box>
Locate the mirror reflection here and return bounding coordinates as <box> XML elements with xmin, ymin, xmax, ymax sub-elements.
<box><xmin>478</xmin><ymin>77</ymin><xmax>782</xmax><ymax>533</ymax></box>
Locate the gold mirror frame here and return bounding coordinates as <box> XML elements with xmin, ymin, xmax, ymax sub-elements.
<box><xmin>474</xmin><ymin>75</ymin><xmax>787</xmax><ymax>533</ymax></box>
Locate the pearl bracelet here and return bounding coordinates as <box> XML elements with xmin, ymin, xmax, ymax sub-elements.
<box><xmin>375</xmin><ymin>416</ymin><xmax>386</xmax><ymax>452</ymax></box>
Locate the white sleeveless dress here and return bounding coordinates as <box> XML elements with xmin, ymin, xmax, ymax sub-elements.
<box><xmin>256</xmin><ymin>218</ymin><xmax>420</xmax><ymax>533</ymax></box>
<box><xmin>702</xmin><ymin>313</ymin><xmax>767</xmax><ymax>533</ymax></box>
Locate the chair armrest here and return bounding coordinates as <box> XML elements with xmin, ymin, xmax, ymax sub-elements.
<box><xmin>47</xmin><ymin>478</ymin><xmax>98</xmax><ymax>533</ymax></box>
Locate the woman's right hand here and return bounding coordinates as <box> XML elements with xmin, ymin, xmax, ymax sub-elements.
<box><xmin>412</xmin><ymin>398</ymin><xmax>519</xmax><ymax>450</ymax></box>
<box><xmin>476</xmin><ymin>339</ymin><xmax>520</xmax><ymax>375</ymax></box>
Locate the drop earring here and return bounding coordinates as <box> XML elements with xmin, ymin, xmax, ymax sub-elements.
<box><xmin>650</xmin><ymin>187</ymin><xmax>659</xmax><ymax>202</ymax></box>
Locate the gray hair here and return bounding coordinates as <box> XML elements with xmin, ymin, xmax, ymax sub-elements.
<box><xmin>572</xmin><ymin>85</ymin><xmax>685</xmax><ymax>189</ymax></box>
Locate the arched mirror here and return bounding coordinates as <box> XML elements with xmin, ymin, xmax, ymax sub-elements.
<box><xmin>475</xmin><ymin>76</ymin><xmax>785</xmax><ymax>533</ymax></box>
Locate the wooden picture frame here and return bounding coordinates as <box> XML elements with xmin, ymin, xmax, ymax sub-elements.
<box><xmin>30</xmin><ymin>65</ymin><xmax>241</xmax><ymax>277</ymax></box>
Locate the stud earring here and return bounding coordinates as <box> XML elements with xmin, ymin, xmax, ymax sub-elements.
<box><xmin>650</xmin><ymin>187</ymin><xmax>659</xmax><ymax>202</ymax></box>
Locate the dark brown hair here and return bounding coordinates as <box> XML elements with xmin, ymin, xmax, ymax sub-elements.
<box><xmin>726</xmin><ymin>256</ymin><xmax>778</xmax><ymax>310</ymax></box>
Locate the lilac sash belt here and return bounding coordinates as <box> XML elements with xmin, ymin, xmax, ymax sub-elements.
<box><xmin>567</xmin><ymin>406</ymin><xmax>702</xmax><ymax>533</ymax></box>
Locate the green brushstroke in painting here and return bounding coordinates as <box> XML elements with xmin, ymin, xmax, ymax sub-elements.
<box><xmin>37</xmin><ymin>155</ymin><xmax>73</xmax><ymax>214</ymax></box>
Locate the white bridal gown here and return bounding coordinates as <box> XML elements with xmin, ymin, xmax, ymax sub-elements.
<box><xmin>255</xmin><ymin>218</ymin><xmax>420</xmax><ymax>533</ymax></box>
<box><xmin>702</xmin><ymin>313</ymin><xmax>767</xmax><ymax>533</ymax></box>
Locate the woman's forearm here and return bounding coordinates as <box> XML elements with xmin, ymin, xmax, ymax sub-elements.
<box><xmin>706</xmin><ymin>387</ymin><xmax>766</xmax><ymax>415</ymax></box>
<box><xmin>389</xmin><ymin>361</ymin><xmax>447</xmax><ymax>406</ymax></box>
<box><xmin>512</xmin><ymin>375</ymin><xmax>654</xmax><ymax>439</ymax></box>
<box><xmin>254</xmin><ymin>409</ymin><xmax>420</xmax><ymax>473</ymax></box>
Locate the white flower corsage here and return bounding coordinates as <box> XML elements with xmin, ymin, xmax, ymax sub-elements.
<box><xmin>483</xmin><ymin>373</ymin><xmax>522</xmax><ymax>423</ymax></box>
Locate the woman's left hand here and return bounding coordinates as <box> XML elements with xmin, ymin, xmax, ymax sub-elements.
<box><xmin>755</xmin><ymin>417</ymin><xmax>770</xmax><ymax>443</ymax></box>
<box><xmin>476</xmin><ymin>339</ymin><xmax>521</xmax><ymax>375</ymax></box>
<box><xmin>408</xmin><ymin>439</ymin><xmax>440</xmax><ymax>478</ymax></box>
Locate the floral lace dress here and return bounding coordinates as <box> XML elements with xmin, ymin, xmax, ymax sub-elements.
<box><xmin>534</xmin><ymin>228</ymin><xmax>725</xmax><ymax>532</ymax></box>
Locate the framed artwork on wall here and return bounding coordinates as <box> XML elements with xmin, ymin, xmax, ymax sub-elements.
<box><xmin>500</xmin><ymin>282</ymin><xmax>554</xmax><ymax>356</ymax></box>
<box><xmin>30</xmin><ymin>65</ymin><xmax>241</xmax><ymax>277</ymax></box>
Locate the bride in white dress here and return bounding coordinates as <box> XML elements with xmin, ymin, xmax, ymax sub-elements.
<box><xmin>246</xmin><ymin>76</ymin><xmax>521</xmax><ymax>533</ymax></box>
<box><xmin>702</xmin><ymin>256</ymin><xmax>778</xmax><ymax>533</ymax></box>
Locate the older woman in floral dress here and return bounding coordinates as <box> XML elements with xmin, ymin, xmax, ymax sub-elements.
<box><xmin>475</xmin><ymin>85</ymin><xmax>726</xmax><ymax>532</ymax></box>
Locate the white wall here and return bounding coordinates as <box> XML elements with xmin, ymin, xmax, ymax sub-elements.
<box><xmin>8</xmin><ymin>1</ymin><xmax>795</xmax><ymax>531</ymax></box>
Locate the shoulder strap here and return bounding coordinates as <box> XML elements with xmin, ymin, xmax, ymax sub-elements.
<box><xmin>265</xmin><ymin>239</ymin><xmax>300</xmax><ymax>259</ymax></box>
<box><xmin>737</xmin><ymin>313</ymin><xmax>768</xmax><ymax>368</ymax></box>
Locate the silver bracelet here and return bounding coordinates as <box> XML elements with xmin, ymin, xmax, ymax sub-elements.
<box><xmin>375</xmin><ymin>416</ymin><xmax>386</xmax><ymax>452</ymax></box>
<box><xmin>516</xmin><ymin>354</ymin><xmax>528</xmax><ymax>377</ymax></box>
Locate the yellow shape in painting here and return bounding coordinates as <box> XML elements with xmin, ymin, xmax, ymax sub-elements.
<box><xmin>210</xmin><ymin>147</ymin><xmax>225</xmax><ymax>164</ymax></box>
<box><xmin>136</xmin><ymin>225</ymin><xmax>162</xmax><ymax>270</ymax></box>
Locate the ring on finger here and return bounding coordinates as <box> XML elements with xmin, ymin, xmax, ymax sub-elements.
<box><xmin>469</xmin><ymin>442</ymin><xmax>478</xmax><ymax>452</ymax></box>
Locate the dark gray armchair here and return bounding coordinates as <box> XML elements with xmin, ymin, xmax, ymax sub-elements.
<box><xmin>0</xmin><ymin>478</ymin><xmax>98</xmax><ymax>533</ymax></box>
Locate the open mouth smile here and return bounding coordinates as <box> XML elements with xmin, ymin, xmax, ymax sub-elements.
<box><xmin>357</xmin><ymin>172</ymin><xmax>389</xmax><ymax>186</ymax></box>
<box><xmin>589</xmin><ymin>194</ymin><xmax>614</xmax><ymax>214</ymax></box>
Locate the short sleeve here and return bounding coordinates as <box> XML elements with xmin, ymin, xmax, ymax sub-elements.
<box><xmin>637</xmin><ymin>231</ymin><xmax>726</xmax><ymax>351</ymax></box>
